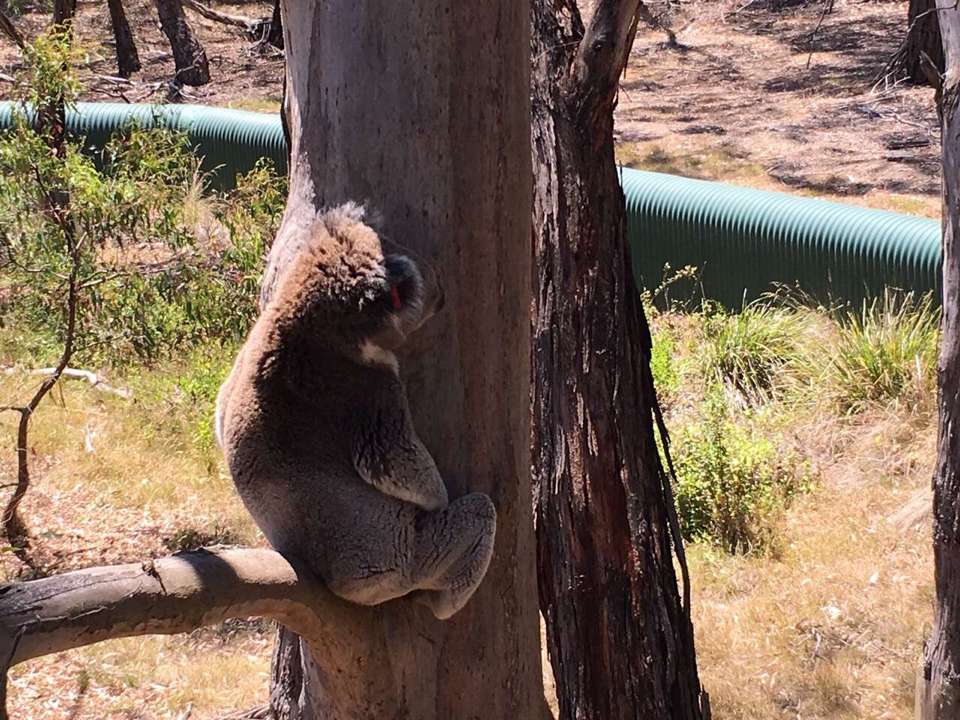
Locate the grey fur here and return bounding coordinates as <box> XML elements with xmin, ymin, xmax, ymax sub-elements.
<box><xmin>216</xmin><ymin>205</ymin><xmax>496</xmax><ymax>619</ymax></box>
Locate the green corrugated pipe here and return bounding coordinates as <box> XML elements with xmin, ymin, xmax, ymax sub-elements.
<box><xmin>0</xmin><ymin>101</ymin><xmax>942</xmax><ymax>307</ymax></box>
<box><xmin>622</xmin><ymin>169</ymin><xmax>941</xmax><ymax>308</ymax></box>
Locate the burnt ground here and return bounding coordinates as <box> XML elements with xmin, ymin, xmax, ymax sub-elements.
<box><xmin>618</xmin><ymin>0</ymin><xmax>941</xmax><ymax>215</ymax></box>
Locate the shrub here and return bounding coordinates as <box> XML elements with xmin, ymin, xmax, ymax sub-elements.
<box><xmin>672</xmin><ymin>386</ymin><xmax>811</xmax><ymax>553</ymax></box>
<box><xmin>0</xmin><ymin>28</ymin><xmax>286</xmax><ymax>370</ymax></box>
<box><xmin>826</xmin><ymin>290</ymin><xmax>939</xmax><ymax>413</ymax></box>
<box><xmin>650</xmin><ymin>327</ymin><xmax>680</xmax><ymax>402</ymax></box>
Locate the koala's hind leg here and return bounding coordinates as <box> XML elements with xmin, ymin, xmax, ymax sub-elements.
<box><xmin>411</xmin><ymin>492</ymin><xmax>496</xmax><ymax>620</ymax></box>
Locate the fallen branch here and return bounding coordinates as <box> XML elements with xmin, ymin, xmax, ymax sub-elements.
<box><xmin>4</xmin><ymin>366</ymin><xmax>132</xmax><ymax>399</ymax></box>
<box><xmin>182</xmin><ymin>0</ymin><xmax>269</xmax><ymax>37</ymax></box>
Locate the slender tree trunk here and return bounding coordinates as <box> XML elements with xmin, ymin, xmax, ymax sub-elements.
<box><xmin>531</xmin><ymin>2</ymin><xmax>709</xmax><ymax>719</ymax></box>
<box><xmin>919</xmin><ymin>5</ymin><xmax>960</xmax><ymax>719</ymax></box>
<box><xmin>52</xmin><ymin>0</ymin><xmax>74</xmax><ymax>24</ymax></box>
<box><xmin>107</xmin><ymin>0</ymin><xmax>140</xmax><ymax>78</ymax></box>
<box><xmin>906</xmin><ymin>0</ymin><xmax>944</xmax><ymax>85</ymax></box>
<box><xmin>265</xmin><ymin>0</ymin><xmax>281</xmax><ymax>49</ymax></box>
<box><xmin>155</xmin><ymin>0</ymin><xmax>209</xmax><ymax>86</ymax></box>
<box><xmin>263</xmin><ymin>1</ymin><xmax>543</xmax><ymax>717</ymax></box>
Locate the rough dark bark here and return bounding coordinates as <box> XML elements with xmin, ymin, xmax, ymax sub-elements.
<box><xmin>52</xmin><ymin>0</ymin><xmax>74</xmax><ymax>24</ymax></box>
<box><xmin>530</xmin><ymin>2</ymin><xmax>709</xmax><ymax>719</ymax></box>
<box><xmin>920</xmin><ymin>6</ymin><xmax>960</xmax><ymax>718</ymax></box>
<box><xmin>155</xmin><ymin>0</ymin><xmax>209</xmax><ymax>86</ymax></box>
<box><xmin>883</xmin><ymin>0</ymin><xmax>944</xmax><ymax>87</ymax></box>
<box><xmin>260</xmin><ymin>1</ymin><xmax>542</xmax><ymax>718</ymax></box>
<box><xmin>265</xmin><ymin>0</ymin><xmax>281</xmax><ymax>49</ymax></box>
<box><xmin>107</xmin><ymin>0</ymin><xmax>141</xmax><ymax>79</ymax></box>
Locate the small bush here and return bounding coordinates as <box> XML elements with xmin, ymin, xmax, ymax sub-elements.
<box><xmin>650</xmin><ymin>327</ymin><xmax>680</xmax><ymax>402</ymax></box>
<box><xmin>826</xmin><ymin>290</ymin><xmax>939</xmax><ymax>413</ymax></box>
<box><xmin>700</xmin><ymin>301</ymin><xmax>808</xmax><ymax>402</ymax></box>
<box><xmin>672</xmin><ymin>386</ymin><xmax>811</xmax><ymax>553</ymax></box>
<box><xmin>0</xmin><ymin>28</ymin><xmax>286</xmax><ymax>369</ymax></box>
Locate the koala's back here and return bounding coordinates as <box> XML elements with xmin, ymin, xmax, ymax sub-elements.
<box><xmin>219</xmin><ymin>343</ymin><xmax>417</xmax><ymax>581</ymax></box>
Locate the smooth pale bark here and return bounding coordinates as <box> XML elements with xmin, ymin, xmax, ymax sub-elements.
<box><xmin>0</xmin><ymin>549</ymin><xmax>328</xmax><ymax>665</ymax></box>
<box><xmin>0</xmin><ymin>549</ymin><xmax>399</xmax><ymax>720</ymax></box>
<box><xmin>531</xmin><ymin>1</ymin><xmax>710</xmax><ymax>718</ymax></box>
<box><xmin>261</xmin><ymin>2</ymin><xmax>542</xmax><ymax>718</ymax></box>
<box><xmin>920</xmin><ymin>5</ymin><xmax>960</xmax><ymax>718</ymax></box>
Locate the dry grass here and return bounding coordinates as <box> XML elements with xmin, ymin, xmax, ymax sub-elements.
<box><xmin>0</xmin><ymin>348</ymin><xmax>266</xmax><ymax>720</ymax></box>
<box><xmin>651</xmin><ymin>301</ymin><xmax>937</xmax><ymax>718</ymax></box>
<box><xmin>690</xmin><ymin>406</ymin><xmax>934</xmax><ymax>719</ymax></box>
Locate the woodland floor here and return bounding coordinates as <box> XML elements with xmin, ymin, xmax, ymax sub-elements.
<box><xmin>0</xmin><ymin>0</ymin><xmax>943</xmax><ymax>718</ymax></box>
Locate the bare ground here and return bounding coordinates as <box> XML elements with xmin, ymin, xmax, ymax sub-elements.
<box><xmin>619</xmin><ymin>0</ymin><xmax>942</xmax><ymax>216</ymax></box>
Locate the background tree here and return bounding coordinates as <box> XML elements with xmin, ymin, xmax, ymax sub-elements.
<box><xmin>0</xmin><ymin>0</ymin><xmax>545</xmax><ymax>717</ymax></box>
<box><xmin>155</xmin><ymin>0</ymin><xmax>209</xmax><ymax>86</ymax></box>
<box><xmin>51</xmin><ymin>0</ymin><xmax>74</xmax><ymax>25</ymax></box>
<box><xmin>919</xmin><ymin>4</ymin><xmax>960</xmax><ymax>717</ymax></box>
<box><xmin>530</xmin><ymin>1</ymin><xmax>710</xmax><ymax>718</ymax></box>
<box><xmin>107</xmin><ymin>0</ymin><xmax>140</xmax><ymax>79</ymax></box>
<box><xmin>882</xmin><ymin>0</ymin><xmax>944</xmax><ymax>87</ymax></box>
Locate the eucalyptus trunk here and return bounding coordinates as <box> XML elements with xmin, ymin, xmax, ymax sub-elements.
<box><xmin>920</xmin><ymin>4</ymin><xmax>960</xmax><ymax>718</ymax></box>
<box><xmin>264</xmin><ymin>2</ymin><xmax>544</xmax><ymax>717</ymax></box>
<box><xmin>531</xmin><ymin>1</ymin><xmax>709</xmax><ymax>718</ymax></box>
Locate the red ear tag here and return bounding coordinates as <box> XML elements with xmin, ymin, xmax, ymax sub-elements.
<box><xmin>390</xmin><ymin>285</ymin><xmax>403</xmax><ymax>310</ymax></box>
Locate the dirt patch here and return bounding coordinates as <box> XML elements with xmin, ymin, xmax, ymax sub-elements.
<box><xmin>617</xmin><ymin>0</ymin><xmax>941</xmax><ymax>214</ymax></box>
<box><xmin>0</xmin><ymin>0</ymin><xmax>283</xmax><ymax>110</ymax></box>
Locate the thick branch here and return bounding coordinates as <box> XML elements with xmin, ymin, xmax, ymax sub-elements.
<box><xmin>568</xmin><ymin>0</ymin><xmax>641</xmax><ymax>121</ymax></box>
<box><xmin>0</xmin><ymin>547</ymin><xmax>338</xmax><ymax>668</ymax></box>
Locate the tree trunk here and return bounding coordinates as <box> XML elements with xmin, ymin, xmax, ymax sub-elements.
<box><xmin>906</xmin><ymin>0</ymin><xmax>944</xmax><ymax>85</ymax></box>
<box><xmin>107</xmin><ymin>0</ymin><xmax>140</xmax><ymax>78</ymax></box>
<box><xmin>265</xmin><ymin>0</ymin><xmax>281</xmax><ymax>49</ymax></box>
<box><xmin>52</xmin><ymin>0</ymin><xmax>74</xmax><ymax>24</ymax></box>
<box><xmin>886</xmin><ymin>0</ymin><xmax>945</xmax><ymax>87</ymax></box>
<box><xmin>263</xmin><ymin>1</ymin><xmax>543</xmax><ymax>717</ymax></box>
<box><xmin>155</xmin><ymin>0</ymin><xmax>209</xmax><ymax>86</ymax></box>
<box><xmin>530</xmin><ymin>2</ymin><xmax>709</xmax><ymax>719</ymax></box>
<box><xmin>921</xmin><ymin>6</ymin><xmax>960</xmax><ymax>718</ymax></box>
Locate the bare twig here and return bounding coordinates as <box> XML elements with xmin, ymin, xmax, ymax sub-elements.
<box><xmin>805</xmin><ymin>0</ymin><xmax>836</xmax><ymax>69</ymax></box>
<box><xmin>2</xmin><ymin>161</ymin><xmax>82</xmax><ymax>560</ymax></box>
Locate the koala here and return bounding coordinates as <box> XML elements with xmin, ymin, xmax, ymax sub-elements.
<box><xmin>215</xmin><ymin>203</ymin><xmax>496</xmax><ymax>620</ymax></box>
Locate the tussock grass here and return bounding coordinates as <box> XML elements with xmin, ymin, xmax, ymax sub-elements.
<box><xmin>825</xmin><ymin>290</ymin><xmax>939</xmax><ymax>413</ymax></box>
<box><xmin>700</xmin><ymin>301</ymin><xmax>813</xmax><ymax>403</ymax></box>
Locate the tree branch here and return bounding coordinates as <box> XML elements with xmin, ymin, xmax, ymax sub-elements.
<box><xmin>182</xmin><ymin>0</ymin><xmax>268</xmax><ymax>37</ymax></box>
<box><xmin>0</xmin><ymin>547</ymin><xmax>335</xmax><ymax>669</ymax></box>
<box><xmin>568</xmin><ymin>0</ymin><xmax>642</xmax><ymax>121</ymax></box>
